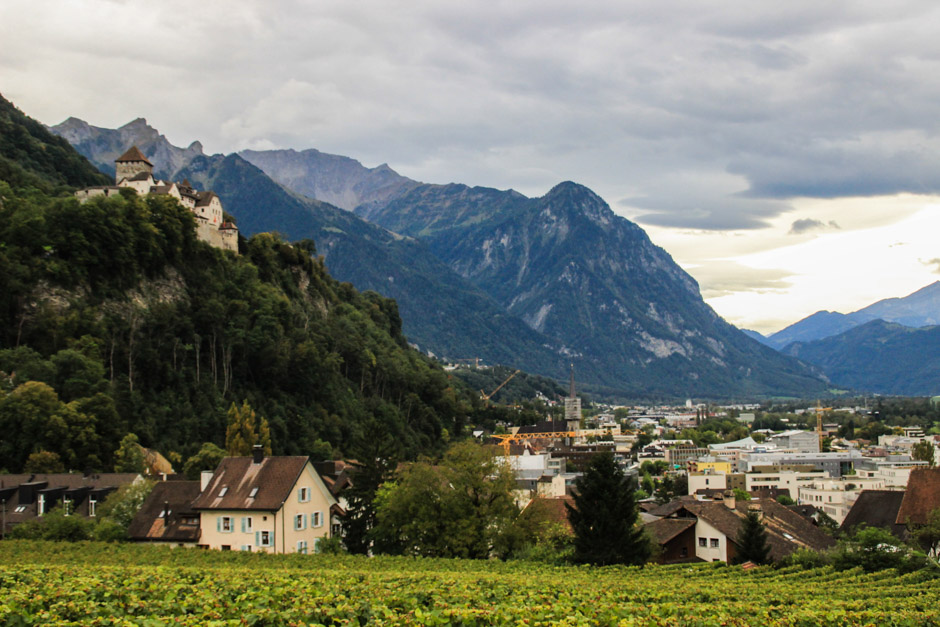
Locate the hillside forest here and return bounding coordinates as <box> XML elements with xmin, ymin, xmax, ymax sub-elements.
<box><xmin>0</xmin><ymin>96</ymin><xmax>508</xmax><ymax>473</ymax></box>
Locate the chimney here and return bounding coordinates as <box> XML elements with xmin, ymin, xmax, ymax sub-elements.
<box><xmin>252</xmin><ymin>444</ymin><xmax>264</xmax><ymax>464</ymax></box>
<box><xmin>722</xmin><ymin>490</ymin><xmax>736</xmax><ymax>510</ymax></box>
<box><xmin>200</xmin><ymin>470</ymin><xmax>214</xmax><ymax>492</ymax></box>
<box><xmin>748</xmin><ymin>502</ymin><xmax>764</xmax><ymax>521</ymax></box>
<box><xmin>162</xmin><ymin>501</ymin><xmax>170</xmax><ymax>519</ymax></box>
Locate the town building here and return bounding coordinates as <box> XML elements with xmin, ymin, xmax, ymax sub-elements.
<box><xmin>0</xmin><ymin>472</ymin><xmax>142</xmax><ymax>536</ymax></box>
<box><xmin>645</xmin><ymin>494</ymin><xmax>834</xmax><ymax>564</ymax></box>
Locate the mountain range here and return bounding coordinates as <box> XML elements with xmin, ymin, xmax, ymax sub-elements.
<box><xmin>756</xmin><ymin>281</ymin><xmax>940</xmax><ymax>351</ymax></box>
<box><xmin>52</xmin><ymin>116</ymin><xmax>827</xmax><ymax>399</ymax></box>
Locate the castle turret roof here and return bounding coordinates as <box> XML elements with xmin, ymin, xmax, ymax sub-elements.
<box><xmin>116</xmin><ymin>146</ymin><xmax>153</xmax><ymax>166</ymax></box>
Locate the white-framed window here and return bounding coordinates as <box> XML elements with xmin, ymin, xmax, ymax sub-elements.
<box><xmin>14</xmin><ymin>506</ymin><xmax>26</xmax><ymax>513</ymax></box>
<box><xmin>218</xmin><ymin>487</ymin><xmax>228</xmax><ymax>497</ymax></box>
<box><xmin>298</xmin><ymin>487</ymin><xmax>310</xmax><ymax>503</ymax></box>
<box><xmin>38</xmin><ymin>495</ymin><xmax>45</xmax><ymax>516</ymax></box>
<box><xmin>256</xmin><ymin>530</ymin><xmax>273</xmax><ymax>547</ymax></box>
<box><xmin>89</xmin><ymin>497</ymin><xmax>97</xmax><ymax>517</ymax></box>
<box><xmin>294</xmin><ymin>513</ymin><xmax>307</xmax><ymax>531</ymax></box>
<box><xmin>249</xmin><ymin>487</ymin><xmax>259</xmax><ymax>498</ymax></box>
<box><xmin>241</xmin><ymin>517</ymin><xmax>253</xmax><ymax>533</ymax></box>
<box><xmin>710</xmin><ymin>538</ymin><xmax>719</xmax><ymax>548</ymax></box>
<box><xmin>63</xmin><ymin>497</ymin><xmax>72</xmax><ymax>516</ymax></box>
<box><xmin>219</xmin><ymin>516</ymin><xmax>234</xmax><ymax>533</ymax></box>
<box><xmin>312</xmin><ymin>511</ymin><xmax>323</xmax><ymax>528</ymax></box>
<box><xmin>297</xmin><ymin>540</ymin><xmax>308</xmax><ymax>554</ymax></box>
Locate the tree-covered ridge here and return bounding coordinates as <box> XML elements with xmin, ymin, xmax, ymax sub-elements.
<box><xmin>0</xmin><ymin>94</ymin><xmax>110</xmax><ymax>193</ymax></box>
<box><xmin>0</xmin><ymin>180</ymin><xmax>469</xmax><ymax>472</ymax></box>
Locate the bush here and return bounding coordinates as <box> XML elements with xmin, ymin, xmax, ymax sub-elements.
<box><xmin>779</xmin><ymin>547</ymin><xmax>829</xmax><ymax>570</ymax></box>
<box><xmin>832</xmin><ymin>526</ymin><xmax>927</xmax><ymax>573</ymax></box>
<box><xmin>8</xmin><ymin>508</ymin><xmax>94</xmax><ymax>541</ymax></box>
<box><xmin>316</xmin><ymin>535</ymin><xmax>345</xmax><ymax>555</ymax></box>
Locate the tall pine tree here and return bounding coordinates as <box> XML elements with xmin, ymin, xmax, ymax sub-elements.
<box><xmin>734</xmin><ymin>510</ymin><xmax>772</xmax><ymax>565</ymax></box>
<box><xmin>566</xmin><ymin>452</ymin><xmax>650</xmax><ymax>565</ymax></box>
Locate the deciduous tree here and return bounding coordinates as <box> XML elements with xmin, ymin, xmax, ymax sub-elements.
<box><xmin>372</xmin><ymin>441</ymin><xmax>517</xmax><ymax>558</ymax></box>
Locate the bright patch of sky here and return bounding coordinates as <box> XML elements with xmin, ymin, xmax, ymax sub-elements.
<box><xmin>3</xmin><ymin>0</ymin><xmax>940</xmax><ymax>334</ymax></box>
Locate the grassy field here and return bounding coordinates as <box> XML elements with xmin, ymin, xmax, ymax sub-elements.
<box><xmin>0</xmin><ymin>540</ymin><xmax>937</xmax><ymax>625</ymax></box>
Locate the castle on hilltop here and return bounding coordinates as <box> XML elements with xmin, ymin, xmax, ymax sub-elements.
<box><xmin>76</xmin><ymin>146</ymin><xmax>238</xmax><ymax>253</ymax></box>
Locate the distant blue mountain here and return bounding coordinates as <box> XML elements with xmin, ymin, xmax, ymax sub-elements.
<box><xmin>765</xmin><ymin>281</ymin><xmax>940</xmax><ymax>350</ymax></box>
<box><xmin>782</xmin><ymin>320</ymin><xmax>940</xmax><ymax>396</ymax></box>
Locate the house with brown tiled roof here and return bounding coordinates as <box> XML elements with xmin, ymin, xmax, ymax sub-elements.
<box><xmin>191</xmin><ymin>447</ymin><xmax>338</xmax><ymax>553</ymax></box>
<box><xmin>645</xmin><ymin>492</ymin><xmax>835</xmax><ymax>563</ymax></box>
<box><xmin>841</xmin><ymin>490</ymin><xmax>908</xmax><ymax>541</ymax></box>
<box><xmin>0</xmin><ymin>472</ymin><xmax>142</xmax><ymax>536</ymax></box>
<box><xmin>127</xmin><ymin>480</ymin><xmax>202</xmax><ymax>546</ymax></box>
<box><xmin>75</xmin><ymin>146</ymin><xmax>238</xmax><ymax>253</ymax></box>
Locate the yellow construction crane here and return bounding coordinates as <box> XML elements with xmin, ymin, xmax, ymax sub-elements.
<box><xmin>491</xmin><ymin>429</ymin><xmax>579</xmax><ymax>454</ymax></box>
<box><xmin>814</xmin><ymin>401</ymin><xmax>832</xmax><ymax>451</ymax></box>
<box><xmin>481</xmin><ymin>369</ymin><xmax>521</xmax><ymax>404</ymax></box>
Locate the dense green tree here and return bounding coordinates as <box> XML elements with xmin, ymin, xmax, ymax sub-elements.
<box><xmin>23</xmin><ymin>450</ymin><xmax>64</xmax><ymax>473</ymax></box>
<box><xmin>342</xmin><ymin>422</ymin><xmax>400</xmax><ymax>555</ymax></box>
<box><xmin>912</xmin><ymin>440</ymin><xmax>936</xmax><ymax>466</ymax></box>
<box><xmin>96</xmin><ymin>479</ymin><xmax>154</xmax><ymax>530</ymax></box>
<box><xmin>113</xmin><ymin>433</ymin><xmax>146</xmax><ymax>473</ymax></box>
<box><xmin>182</xmin><ymin>442</ymin><xmax>226</xmax><ymax>479</ymax></box>
<box><xmin>654</xmin><ymin>473</ymin><xmax>688</xmax><ymax>504</ymax></box>
<box><xmin>567</xmin><ymin>452</ymin><xmax>650</xmax><ymax>566</ymax></box>
<box><xmin>909</xmin><ymin>507</ymin><xmax>940</xmax><ymax>557</ymax></box>
<box><xmin>372</xmin><ymin>441</ymin><xmax>517</xmax><ymax>558</ymax></box>
<box><xmin>832</xmin><ymin>526</ymin><xmax>923</xmax><ymax>573</ymax></box>
<box><xmin>734</xmin><ymin>511</ymin><xmax>771</xmax><ymax>565</ymax></box>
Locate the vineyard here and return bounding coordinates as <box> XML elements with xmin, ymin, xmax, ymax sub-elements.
<box><xmin>0</xmin><ymin>541</ymin><xmax>937</xmax><ymax>625</ymax></box>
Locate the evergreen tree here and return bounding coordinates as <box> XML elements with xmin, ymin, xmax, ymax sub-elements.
<box><xmin>342</xmin><ymin>420</ymin><xmax>400</xmax><ymax>554</ymax></box>
<box><xmin>224</xmin><ymin>401</ymin><xmax>272</xmax><ymax>456</ymax></box>
<box><xmin>567</xmin><ymin>452</ymin><xmax>650</xmax><ymax>566</ymax></box>
<box><xmin>734</xmin><ymin>510</ymin><xmax>772</xmax><ymax>565</ymax></box>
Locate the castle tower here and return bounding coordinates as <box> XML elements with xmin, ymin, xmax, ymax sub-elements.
<box><xmin>564</xmin><ymin>363</ymin><xmax>581</xmax><ymax>431</ymax></box>
<box><xmin>114</xmin><ymin>146</ymin><xmax>153</xmax><ymax>183</ymax></box>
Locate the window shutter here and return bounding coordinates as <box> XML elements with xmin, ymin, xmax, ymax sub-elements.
<box><xmin>217</xmin><ymin>517</ymin><xmax>222</xmax><ymax>532</ymax></box>
<box><xmin>241</xmin><ymin>518</ymin><xmax>246</xmax><ymax>533</ymax></box>
<box><xmin>255</xmin><ymin>531</ymin><xmax>260</xmax><ymax>546</ymax></box>
<box><xmin>303</xmin><ymin>513</ymin><xmax>308</xmax><ymax>530</ymax></box>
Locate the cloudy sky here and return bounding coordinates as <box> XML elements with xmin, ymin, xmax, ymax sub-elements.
<box><xmin>4</xmin><ymin>0</ymin><xmax>940</xmax><ymax>333</ymax></box>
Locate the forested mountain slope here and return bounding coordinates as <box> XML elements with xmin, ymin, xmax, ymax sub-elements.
<box><xmin>0</xmin><ymin>98</ymin><xmax>476</xmax><ymax>473</ymax></box>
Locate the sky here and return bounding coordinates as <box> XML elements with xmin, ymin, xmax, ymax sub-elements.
<box><xmin>3</xmin><ymin>0</ymin><xmax>940</xmax><ymax>334</ymax></box>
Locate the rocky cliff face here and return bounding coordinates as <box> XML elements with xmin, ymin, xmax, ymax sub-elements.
<box><xmin>240</xmin><ymin>148</ymin><xmax>419</xmax><ymax>215</ymax></box>
<box><xmin>51</xmin><ymin>117</ymin><xmax>204</xmax><ymax>180</ymax></box>
<box><xmin>370</xmin><ymin>180</ymin><xmax>824</xmax><ymax>395</ymax></box>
